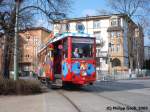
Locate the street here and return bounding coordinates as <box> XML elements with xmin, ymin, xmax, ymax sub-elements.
<box><xmin>0</xmin><ymin>79</ymin><xmax>150</xmax><ymax>112</ymax></box>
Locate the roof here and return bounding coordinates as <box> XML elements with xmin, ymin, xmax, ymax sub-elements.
<box><xmin>54</xmin><ymin>13</ymin><xmax>128</xmax><ymax>23</ymax></box>
<box><xmin>53</xmin><ymin>13</ymin><xmax>137</xmax><ymax>26</ymax></box>
<box><xmin>38</xmin><ymin>32</ymin><xmax>95</xmax><ymax>53</ymax></box>
<box><xmin>51</xmin><ymin>32</ymin><xmax>94</xmax><ymax>43</ymax></box>
<box><xmin>19</xmin><ymin>27</ymin><xmax>51</xmax><ymax>33</ymax></box>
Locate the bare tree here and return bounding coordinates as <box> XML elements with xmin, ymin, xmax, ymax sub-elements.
<box><xmin>0</xmin><ymin>0</ymin><xmax>72</xmax><ymax>79</ymax></box>
<box><xmin>106</xmin><ymin>0</ymin><xmax>150</xmax><ymax>71</ymax></box>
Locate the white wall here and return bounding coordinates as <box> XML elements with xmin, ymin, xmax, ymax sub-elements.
<box><xmin>53</xmin><ymin>16</ymin><xmax>130</xmax><ymax>71</ymax></box>
<box><xmin>122</xmin><ymin>18</ymin><xmax>128</xmax><ymax>57</ymax></box>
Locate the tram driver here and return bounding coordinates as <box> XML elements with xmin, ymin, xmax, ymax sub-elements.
<box><xmin>73</xmin><ymin>48</ymin><xmax>80</xmax><ymax>58</ymax></box>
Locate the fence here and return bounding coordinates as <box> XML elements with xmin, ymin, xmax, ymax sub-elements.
<box><xmin>96</xmin><ymin>69</ymin><xmax>150</xmax><ymax>81</ymax></box>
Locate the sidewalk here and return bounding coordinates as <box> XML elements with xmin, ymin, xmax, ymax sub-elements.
<box><xmin>0</xmin><ymin>94</ymin><xmax>44</xmax><ymax>112</ymax></box>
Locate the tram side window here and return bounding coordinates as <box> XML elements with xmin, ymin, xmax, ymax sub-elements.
<box><xmin>72</xmin><ymin>43</ymin><xmax>93</xmax><ymax>58</ymax></box>
<box><xmin>63</xmin><ymin>40</ymin><xmax>68</xmax><ymax>58</ymax></box>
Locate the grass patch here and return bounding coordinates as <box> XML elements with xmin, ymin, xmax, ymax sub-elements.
<box><xmin>0</xmin><ymin>76</ymin><xmax>42</xmax><ymax>95</ymax></box>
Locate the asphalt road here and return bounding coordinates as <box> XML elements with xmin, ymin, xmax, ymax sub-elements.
<box><xmin>0</xmin><ymin>79</ymin><xmax>150</xmax><ymax>112</ymax></box>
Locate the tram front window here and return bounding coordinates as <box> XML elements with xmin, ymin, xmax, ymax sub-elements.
<box><xmin>72</xmin><ymin>43</ymin><xmax>94</xmax><ymax>58</ymax></box>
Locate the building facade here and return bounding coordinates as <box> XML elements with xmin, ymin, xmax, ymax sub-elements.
<box><xmin>134</xmin><ymin>25</ymin><xmax>144</xmax><ymax>69</ymax></box>
<box><xmin>53</xmin><ymin>14</ymin><xmax>144</xmax><ymax>74</ymax></box>
<box><xmin>144</xmin><ymin>46</ymin><xmax>150</xmax><ymax>60</ymax></box>
<box><xmin>19</xmin><ymin>27</ymin><xmax>51</xmax><ymax>75</ymax></box>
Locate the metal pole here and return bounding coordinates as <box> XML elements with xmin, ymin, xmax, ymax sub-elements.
<box><xmin>137</xmin><ymin>46</ymin><xmax>139</xmax><ymax>76</ymax></box>
<box><xmin>86</xmin><ymin>15</ymin><xmax>88</xmax><ymax>34</ymax></box>
<box><xmin>14</xmin><ymin>0</ymin><xmax>19</xmax><ymax>80</ymax></box>
<box><xmin>108</xmin><ymin>42</ymin><xmax>111</xmax><ymax>75</ymax></box>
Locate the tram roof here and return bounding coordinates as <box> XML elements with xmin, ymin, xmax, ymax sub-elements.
<box><xmin>38</xmin><ymin>32</ymin><xmax>95</xmax><ymax>53</ymax></box>
<box><xmin>51</xmin><ymin>32</ymin><xmax>95</xmax><ymax>43</ymax></box>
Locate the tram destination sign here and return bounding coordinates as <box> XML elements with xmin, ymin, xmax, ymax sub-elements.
<box><xmin>72</xmin><ymin>38</ymin><xmax>94</xmax><ymax>44</ymax></box>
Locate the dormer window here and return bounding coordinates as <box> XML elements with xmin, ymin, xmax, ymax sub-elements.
<box><xmin>111</xmin><ymin>18</ymin><xmax>118</xmax><ymax>26</ymax></box>
<box><xmin>110</xmin><ymin>16</ymin><xmax>121</xmax><ymax>27</ymax></box>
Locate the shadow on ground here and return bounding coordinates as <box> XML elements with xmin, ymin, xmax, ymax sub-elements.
<box><xmin>47</xmin><ymin>79</ymin><xmax>150</xmax><ymax>93</ymax></box>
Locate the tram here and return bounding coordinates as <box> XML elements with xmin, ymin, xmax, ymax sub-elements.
<box><xmin>36</xmin><ymin>32</ymin><xmax>96</xmax><ymax>87</ymax></box>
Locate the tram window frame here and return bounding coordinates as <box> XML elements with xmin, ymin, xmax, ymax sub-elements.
<box><xmin>62</xmin><ymin>38</ymin><xmax>68</xmax><ymax>58</ymax></box>
<box><xmin>72</xmin><ymin>37</ymin><xmax>94</xmax><ymax>59</ymax></box>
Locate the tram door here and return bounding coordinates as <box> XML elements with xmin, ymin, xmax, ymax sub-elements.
<box><xmin>53</xmin><ymin>41</ymin><xmax>62</xmax><ymax>79</ymax></box>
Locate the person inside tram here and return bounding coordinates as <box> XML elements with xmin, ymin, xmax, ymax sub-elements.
<box><xmin>73</xmin><ymin>48</ymin><xmax>80</xmax><ymax>58</ymax></box>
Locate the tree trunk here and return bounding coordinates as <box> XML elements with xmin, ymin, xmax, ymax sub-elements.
<box><xmin>2</xmin><ymin>34</ymin><xmax>14</xmax><ymax>79</ymax></box>
<box><xmin>2</xmin><ymin>36</ymin><xmax>10</xmax><ymax>79</ymax></box>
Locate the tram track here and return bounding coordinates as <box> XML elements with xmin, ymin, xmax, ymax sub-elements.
<box><xmin>89</xmin><ymin>85</ymin><xmax>143</xmax><ymax>112</ymax></box>
<box><xmin>42</xmin><ymin>81</ymin><xmax>82</xmax><ymax>112</ymax></box>
<box><xmin>46</xmin><ymin>84</ymin><xmax>144</xmax><ymax>112</ymax></box>
<box><xmin>56</xmin><ymin>90</ymin><xmax>82</xmax><ymax>112</ymax></box>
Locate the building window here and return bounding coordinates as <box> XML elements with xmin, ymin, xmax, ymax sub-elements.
<box><xmin>116</xmin><ymin>44</ymin><xmax>120</xmax><ymax>52</ymax></box>
<box><xmin>62</xmin><ymin>24</ymin><xmax>69</xmax><ymax>32</ymax></box>
<box><xmin>55</xmin><ymin>24</ymin><xmax>60</xmax><ymax>30</ymax></box>
<box><xmin>116</xmin><ymin>31</ymin><xmax>121</xmax><ymax>38</ymax></box>
<box><xmin>66</xmin><ymin>23</ymin><xmax>70</xmax><ymax>31</ymax></box>
<box><xmin>96</xmin><ymin>49</ymin><xmax>101</xmax><ymax>57</ymax></box>
<box><xmin>94</xmin><ymin>31</ymin><xmax>101</xmax><ymax>41</ymax></box>
<box><xmin>110</xmin><ymin>18</ymin><xmax>120</xmax><ymax>27</ymax></box>
<box><xmin>111</xmin><ymin>44</ymin><xmax>115</xmax><ymax>52</ymax></box>
<box><xmin>93</xmin><ymin>20</ymin><xmax>101</xmax><ymax>29</ymax></box>
<box><xmin>33</xmin><ymin>36</ymin><xmax>39</xmax><ymax>45</ymax></box>
<box><xmin>117</xmin><ymin>31</ymin><xmax>121</xmax><ymax>38</ymax></box>
<box><xmin>76</xmin><ymin>22</ymin><xmax>85</xmax><ymax>32</ymax></box>
<box><xmin>110</xmin><ymin>32</ymin><xmax>116</xmax><ymax>38</ymax></box>
<box><xmin>111</xmin><ymin>18</ymin><xmax>117</xmax><ymax>26</ymax></box>
<box><xmin>110</xmin><ymin>32</ymin><xmax>116</xmax><ymax>42</ymax></box>
<box><xmin>25</xmin><ymin>54</ymin><xmax>30</xmax><ymax>58</ymax></box>
<box><xmin>117</xmin><ymin>38</ymin><xmax>121</xmax><ymax>44</ymax></box>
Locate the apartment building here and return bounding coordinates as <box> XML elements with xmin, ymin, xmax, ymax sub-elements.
<box><xmin>19</xmin><ymin>27</ymin><xmax>51</xmax><ymax>75</ymax></box>
<box><xmin>53</xmin><ymin>14</ymin><xmax>144</xmax><ymax>74</ymax></box>
<box><xmin>144</xmin><ymin>46</ymin><xmax>150</xmax><ymax>60</ymax></box>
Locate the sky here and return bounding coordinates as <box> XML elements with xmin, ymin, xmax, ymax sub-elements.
<box><xmin>69</xmin><ymin>0</ymin><xmax>108</xmax><ymax>18</ymax></box>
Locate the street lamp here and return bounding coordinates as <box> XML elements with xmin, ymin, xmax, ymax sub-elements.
<box><xmin>86</xmin><ymin>15</ymin><xmax>89</xmax><ymax>33</ymax></box>
<box><xmin>108</xmin><ymin>42</ymin><xmax>112</xmax><ymax>75</ymax></box>
<box><xmin>14</xmin><ymin>0</ymin><xmax>23</xmax><ymax>80</ymax></box>
<box><xmin>48</xmin><ymin>12</ymin><xmax>66</xmax><ymax>33</ymax></box>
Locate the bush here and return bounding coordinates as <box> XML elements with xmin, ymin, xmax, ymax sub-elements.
<box><xmin>0</xmin><ymin>76</ymin><xmax>42</xmax><ymax>95</ymax></box>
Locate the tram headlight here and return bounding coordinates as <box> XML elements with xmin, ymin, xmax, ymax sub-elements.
<box><xmin>81</xmin><ymin>71</ymin><xmax>87</xmax><ymax>76</ymax></box>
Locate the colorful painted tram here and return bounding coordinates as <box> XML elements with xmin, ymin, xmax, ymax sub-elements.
<box><xmin>36</xmin><ymin>32</ymin><xmax>96</xmax><ymax>87</ymax></box>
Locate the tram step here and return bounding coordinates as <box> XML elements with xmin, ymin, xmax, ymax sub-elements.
<box><xmin>52</xmin><ymin>79</ymin><xmax>62</xmax><ymax>87</ymax></box>
<box><xmin>54</xmin><ymin>74</ymin><xmax>62</xmax><ymax>79</ymax></box>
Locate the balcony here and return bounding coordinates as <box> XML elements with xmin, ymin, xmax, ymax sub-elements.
<box><xmin>19</xmin><ymin>57</ymin><xmax>33</xmax><ymax>63</ymax></box>
<box><xmin>96</xmin><ymin>51</ymin><xmax>108</xmax><ymax>58</ymax></box>
<box><xmin>96</xmin><ymin>39</ymin><xmax>105</xmax><ymax>47</ymax></box>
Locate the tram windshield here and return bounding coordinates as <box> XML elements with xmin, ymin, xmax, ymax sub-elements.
<box><xmin>72</xmin><ymin>37</ymin><xmax>94</xmax><ymax>59</ymax></box>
